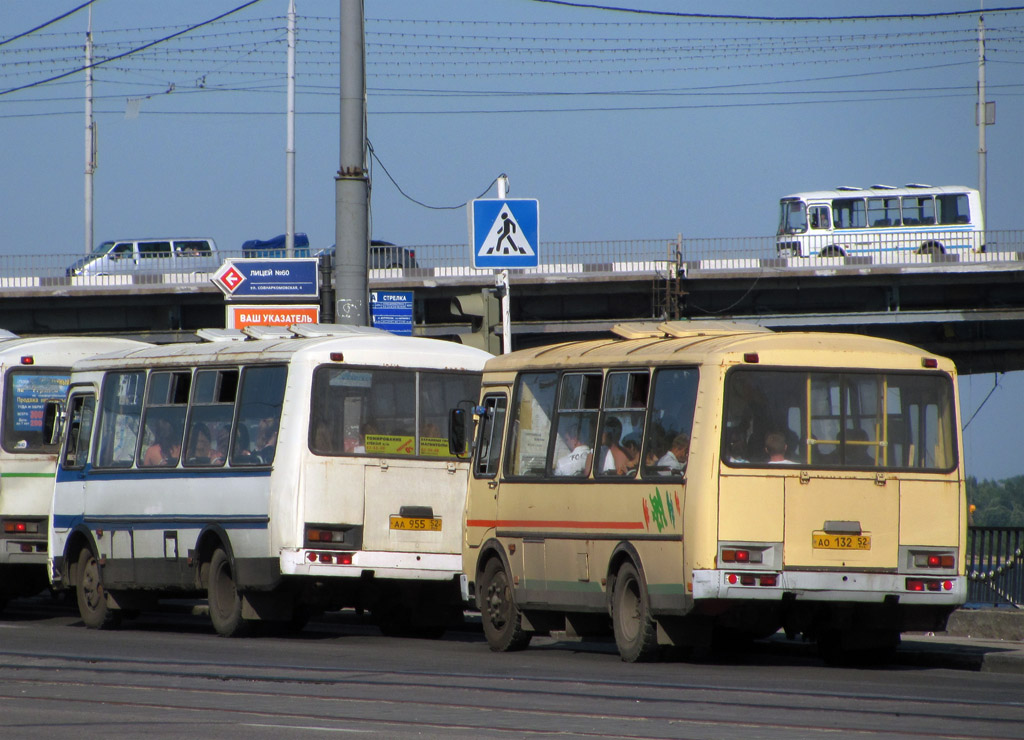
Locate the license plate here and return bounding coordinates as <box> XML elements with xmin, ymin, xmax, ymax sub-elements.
<box><xmin>812</xmin><ymin>533</ymin><xmax>871</xmax><ymax>550</ymax></box>
<box><xmin>390</xmin><ymin>516</ymin><xmax>442</xmax><ymax>532</ymax></box>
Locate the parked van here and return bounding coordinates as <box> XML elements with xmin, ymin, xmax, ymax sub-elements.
<box><xmin>67</xmin><ymin>238</ymin><xmax>220</xmax><ymax>277</ymax></box>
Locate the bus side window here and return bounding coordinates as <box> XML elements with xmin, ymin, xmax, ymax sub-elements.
<box><xmin>808</xmin><ymin>206</ymin><xmax>831</xmax><ymax>230</ymax></box>
<box><xmin>96</xmin><ymin>371</ymin><xmax>144</xmax><ymax>468</ymax></box>
<box><xmin>506</xmin><ymin>372</ymin><xmax>557</xmax><ymax>477</ymax></box>
<box><xmin>641</xmin><ymin>368</ymin><xmax>698</xmax><ymax>478</ymax></box>
<box><xmin>231</xmin><ymin>365</ymin><xmax>287</xmax><ymax>466</ymax></box>
<box><xmin>62</xmin><ymin>394</ymin><xmax>95</xmax><ymax>469</ymax></box>
<box><xmin>475</xmin><ymin>394</ymin><xmax>507</xmax><ymax>478</ymax></box>
<box><xmin>550</xmin><ymin>372</ymin><xmax>601</xmax><ymax>478</ymax></box>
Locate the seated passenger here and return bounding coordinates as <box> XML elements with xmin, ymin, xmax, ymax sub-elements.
<box><xmin>142</xmin><ymin>417</ymin><xmax>181</xmax><ymax>467</ymax></box>
<box><xmin>656</xmin><ymin>433</ymin><xmax>689</xmax><ymax>475</ymax></box>
<box><xmin>598</xmin><ymin>418</ymin><xmax>631</xmax><ymax>476</ymax></box>
<box><xmin>764</xmin><ymin>431</ymin><xmax>793</xmax><ymax>464</ymax></box>
<box><xmin>554</xmin><ymin>425</ymin><xmax>592</xmax><ymax>477</ymax></box>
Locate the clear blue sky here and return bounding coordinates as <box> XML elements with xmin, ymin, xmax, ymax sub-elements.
<box><xmin>1</xmin><ymin>0</ymin><xmax>1022</xmax><ymax>480</ymax></box>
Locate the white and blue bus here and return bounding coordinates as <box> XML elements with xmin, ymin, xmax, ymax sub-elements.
<box><xmin>777</xmin><ymin>184</ymin><xmax>984</xmax><ymax>258</ymax></box>
<box><xmin>48</xmin><ymin>325</ymin><xmax>490</xmax><ymax>636</ymax></box>
<box><xmin>0</xmin><ymin>333</ymin><xmax>147</xmax><ymax>612</ymax></box>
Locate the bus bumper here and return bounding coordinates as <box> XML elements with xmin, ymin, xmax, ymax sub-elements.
<box><xmin>280</xmin><ymin>548</ymin><xmax>462</xmax><ymax>582</ymax></box>
<box><xmin>692</xmin><ymin>569</ymin><xmax>966</xmax><ymax>605</ymax></box>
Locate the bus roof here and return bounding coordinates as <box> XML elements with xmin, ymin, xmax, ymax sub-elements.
<box><xmin>482</xmin><ymin>321</ymin><xmax>955</xmax><ymax>374</ymax></box>
<box><xmin>0</xmin><ymin>336</ymin><xmax>148</xmax><ymax>365</ymax></box>
<box><xmin>69</xmin><ymin>329</ymin><xmax>492</xmax><ymax>373</ymax></box>
<box><xmin>781</xmin><ymin>185</ymin><xmax>977</xmax><ymax>201</ymax></box>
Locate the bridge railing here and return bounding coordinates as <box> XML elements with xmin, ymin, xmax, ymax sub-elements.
<box><xmin>966</xmin><ymin>526</ymin><xmax>1024</xmax><ymax>607</ymax></box>
<box><xmin>2</xmin><ymin>231</ymin><xmax>1024</xmax><ymax>287</ymax></box>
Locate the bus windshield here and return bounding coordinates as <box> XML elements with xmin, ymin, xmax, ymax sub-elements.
<box><xmin>779</xmin><ymin>199</ymin><xmax>807</xmax><ymax>234</ymax></box>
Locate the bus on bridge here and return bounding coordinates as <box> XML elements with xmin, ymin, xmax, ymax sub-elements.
<box><xmin>777</xmin><ymin>184</ymin><xmax>984</xmax><ymax>259</ymax></box>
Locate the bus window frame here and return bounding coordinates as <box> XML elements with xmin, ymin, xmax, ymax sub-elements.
<box><xmin>720</xmin><ymin>365</ymin><xmax>959</xmax><ymax>474</ymax></box>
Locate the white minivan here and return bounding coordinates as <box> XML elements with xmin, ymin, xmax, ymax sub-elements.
<box><xmin>67</xmin><ymin>238</ymin><xmax>220</xmax><ymax>277</ymax></box>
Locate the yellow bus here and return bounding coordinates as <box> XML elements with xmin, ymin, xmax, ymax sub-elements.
<box><xmin>461</xmin><ymin>321</ymin><xmax>966</xmax><ymax>663</ymax></box>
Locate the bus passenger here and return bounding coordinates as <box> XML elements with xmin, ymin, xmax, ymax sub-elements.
<box><xmin>764</xmin><ymin>431</ymin><xmax>792</xmax><ymax>463</ymax></box>
<box><xmin>254</xmin><ymin>416</ymin><xmax>279</xmax><ymax>463</ymax></box>
<box><xmin>598</xmin><ymin>417</ymin><xmax>630</xmax><ymax>475</ymax></box>
<box><xmin>656</xmin><ymin>433</ymin><xmax>689</xmax><ymax>475</ymax></box>
<box><xmin>142</xmin><ymin>417</ymin><xmax>181</xmax><ymax>467</ymax></box>
<box><xmin>187</xmin><ymin>422</ymin><xmax>222</xmax><ymax>465</ymax></box>
<box><xmin>554</xmin><ymin>425</ymin><xmax>592</xmax><ymax>477</ymax></box>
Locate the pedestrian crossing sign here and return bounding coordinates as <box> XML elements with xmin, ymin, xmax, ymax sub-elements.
<box><xmin>470</xmin><ymin>198</ymin><xmax>540</xmax><ymax>269</ymax></box>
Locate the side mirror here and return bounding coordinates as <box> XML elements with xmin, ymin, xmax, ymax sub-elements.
<box><xmin>43</xmin><ymin>401</ymin><xmax>63</xmax><ymax>445</ymax></box>
<box><xmin>448</xmin><ymin>408</ymin><xmax>468</xmax><ymax>457</ymax></box>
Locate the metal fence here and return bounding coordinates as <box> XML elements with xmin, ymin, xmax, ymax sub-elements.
<box><xmin>966</xmin><ymin>526</ymin><xmax>1024</xmax><ymax>607</ymax></box>
<box><xmin>2</xmin><ymin>231</ymin><xmax>1024</xmax><ymax>289</ymax></box>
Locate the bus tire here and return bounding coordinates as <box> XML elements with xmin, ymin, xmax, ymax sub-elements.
<box><xmin>820</xmin><ymin>245</ymin><xmax>844</xmax><ymax>257</ymax></box>
<box><xmin>479</xmin><ymin>557</ymin><xmax>531</xmax><ymax>652</ymax></box>
<box><xmin>76</xmin><ymin>548</ymin><xmax>121</xmax><ymax>630</ymax></box>
<box><xmin>612</xmin><ymin>562</ymin><xmax>658</xmax><ymax>663</ymax></box>
<box><xmin>918</xmin><ymin>241</ymin><xmax>944</xmax><ymax>255</ymax></box>
<box><xmin>208</xmin><ymin>548</ymin><xmax>245</xmax><ymax>637</ymax></box>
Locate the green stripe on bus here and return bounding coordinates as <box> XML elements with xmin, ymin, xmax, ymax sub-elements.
<box><xmin>0</xmin><ymin>472</ymin><xmax>56</xmax><ymax>478</ymax></box>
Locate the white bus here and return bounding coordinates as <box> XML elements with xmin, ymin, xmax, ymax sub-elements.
<box><xmin>776</xmin><ymin>184</ymin><xmax>984</xmax><ymax>258</ymax></box>
<box><xmin>48</xmin><ymin>325</ymin><xmax>490</xmax><ymax>636</ymax></box>
<box><xmin>0</xmin><ymin>333</ymin><xmax>147</xmax><ymax>612</ymax></box>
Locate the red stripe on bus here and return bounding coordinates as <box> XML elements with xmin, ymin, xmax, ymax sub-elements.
<box><xmin>466</xmin><ymin>519</ymin><xmax>645</xmax><ymax>530</ymax></box>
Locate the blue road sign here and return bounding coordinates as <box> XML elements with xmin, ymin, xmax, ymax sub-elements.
<box><xmin>212</xmin><ymin>258</ymin><xmax>319</xmax><ymax>299</ymax></box>
<box><xmin>470</xmin><ymin>198</ymin><xmax>540</xmax><ymax>269</ymax></box>
<box><xmin>370</xmin><ymin>290</ymin><xmax>414</xmax><ymax>336</ymax></box>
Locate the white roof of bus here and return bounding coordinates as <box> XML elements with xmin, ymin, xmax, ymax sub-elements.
<box><xmin>482</xmin><ymin>322</ymin><xmax>955</xmax><ymax>374</ymax></box>
<box><xmin>0</xmin><ymin>336</ymin><xmax>149</xmax><ymax>365</ymax></box>
<box><xmin>70</xmin><ymin>328</ymin><xmax>492</xmax><ymax>373</ymax></box>
<box><xmin>781</xmin><ymin>185</ymin><xmax>976</xmax><ymax>201</ymax></box>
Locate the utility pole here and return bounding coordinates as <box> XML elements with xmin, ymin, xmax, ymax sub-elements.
<box><xmin>978</xmin><ymin>11</ymin><xmax>988</xmax><ymax>224</ymax></box>
<box><xmin>84</xmin><ymin>8</ymin><xmax>96</xmax><ymax>255</ymax></box>
<box><xmin>335</xmin><ymin>0</ymin><xmax>369</xmax><ymax>325</ymax></box>
<box><xmin>285</xmin><ymin>0</ymin><xmax>296</xmax><ymax>258</ymax></box>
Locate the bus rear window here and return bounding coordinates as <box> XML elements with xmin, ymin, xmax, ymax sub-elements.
<box><xmin>309</xmin><ymin>366</ymin><xmax>480</xmax><ymax>459</ymax></box>
<box><xmin>723</xmin><ymin>368</ymin><xmax>956</xmax><ymax>471</ymax></box>
<box><xmin>2</xmin><ymin>370</ymin><xmax>70</xmax><ymax>453</ymax></box>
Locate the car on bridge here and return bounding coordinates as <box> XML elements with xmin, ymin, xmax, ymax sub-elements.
<box><xmin>315</xmin><ymin>240</ymin><xmax>419</xmax><ymax>269</ymax></box>
<box><xmin>67</xmin><ymin>238</ymin><xmax>220</xmax><ymax>277</ymax></box>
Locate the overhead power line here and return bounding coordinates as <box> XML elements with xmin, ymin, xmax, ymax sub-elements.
<box><xmin>0</xmin><ymin>0</ymin><xmax>266</xmax><ymax>97</ymax></box>
<box><xmin>527</xmin><ymin>1</ymin><xmax>1024</xmax><ymax>22</ymax></box>
<box><xmin>0</xmin><ymin>1</ymin><xmax>95</xmax><ymax>48</ymax></box>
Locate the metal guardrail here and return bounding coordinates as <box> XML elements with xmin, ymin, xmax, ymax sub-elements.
<box><xmin>967</xmin><ymin>526</ymin><xmax>1024</xmax><ymax>607</ymax></box>
<box><xmin>2</xmin><ymin>231</ymin><xmax>1024</xmax><ymax>289</ymax></box>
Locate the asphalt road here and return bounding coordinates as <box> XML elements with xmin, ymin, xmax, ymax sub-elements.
<box><xmin>0</xmin><ymin>596</ymin><xmax>1022</xmax><ymax>740</ymax></box>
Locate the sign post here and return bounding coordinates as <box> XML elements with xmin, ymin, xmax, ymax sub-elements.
<box><xmin>469</xmin><ymin>177</ymin><xmax>539</xmax><ymax>353</ymax></box>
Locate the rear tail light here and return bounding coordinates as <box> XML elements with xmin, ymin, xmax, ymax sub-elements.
<box><xmin>726</xmin><ymin>572</ymin><xmax>778</xmax><ymax>587</ymax></box>
<box><xmin>306</xmin><ymin>526</ymin><xmax>346</xmax><ymax>545</ymax></box>
<box><xmin>3</xmin><ymin>520</ymin><xmax>38</xmax><ymax>534</ymax></box>
<box><xmin>721</xmin><ymin>548</ymin><xmax>762</xmax><ymax>564</ymax></box>
<box><xmin>913</xmin><ymin>552</ymin><xmax>955</xmax><ymax>569</ymax></box>
<box><xmin>906</xmin><ymin>577</ymin><xmax>954</xmax><ymax>592</ymax></box>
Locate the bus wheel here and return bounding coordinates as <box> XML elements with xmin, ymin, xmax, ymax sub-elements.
<box><xmin>820</xmin><ymin>245</ymin><xmax>844</xmax><ymax>257</ymax></box>
<box><xmin>76</xmin><ymin>548</ymin><xmax>121</xmax><ymax>630</ymax></box>
<box><xmin>479</xmin><ymin>558</ymin><xmax>531</xmax><ymax>652</ymax></box>
<box><xmin>207</xmin><ymin>548</ymin><xmax>244</xmax><ymax>637</ymax></box>
<box><xmin>918</xmin><ymin>241</ymin><xmax>944</xmax><ymax>255</ymax></box>
<box><xmin>612</xmin><ymin>562</ymin><xmax>658</xmax><ymax>662</ymax></box>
